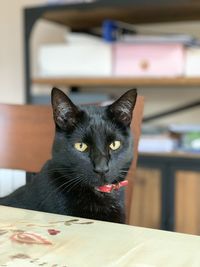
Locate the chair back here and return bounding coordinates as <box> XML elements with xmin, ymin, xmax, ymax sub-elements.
<box><xmin>0</xmin><ymin>104</ymin><xmax>54</xmax><ymax>172</ymax></box>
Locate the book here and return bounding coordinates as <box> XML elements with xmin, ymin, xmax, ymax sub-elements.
<box><xmin>119</xmin><ymin>34</ymin><xmax>197</xmax><ymax>46</ymax></box>
<box><xmin>47</xmin><ymin>0</ymin><xmax>95</xmax><ymax>4</ymax></box>
<box><xmin>139</xmin><ymin>125</ymin><xmax>179</xmax><ymax>153</ymax></box>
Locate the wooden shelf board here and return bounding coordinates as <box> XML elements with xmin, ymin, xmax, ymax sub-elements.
<box><xmin>39</xmin><ymin>1</ymin><xmax>200</xmax><ymax>29</ymax></box>
<box><xmin>32</xmin><ymin>77</ymin><xmax>200</xmax><ymax>87</ymax></box>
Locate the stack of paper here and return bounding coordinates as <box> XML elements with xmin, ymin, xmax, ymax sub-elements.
<box><xmin>120</xmin><ymin>34</ymin><xmax>197</xmax><ymax>45</ymax></box>
<box><xmin>38</xmin><ymin>34</ymin><xmax>112</xmax><ymax>77</ymax></box>
<box><xmin>138</xmin><ymin>125</ymin><xmax>179</xmax><ymax>153</ymax></box>
<box><xmin>138</xmin><ymin>135</ymin><xmax>178</xmax><ymax>153</ymax></box>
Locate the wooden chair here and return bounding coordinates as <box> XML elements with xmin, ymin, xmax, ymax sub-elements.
<box><xmin>0</xmin><ymin>96</ymin><xmax>144</xmax><ymax>224</ymax></box>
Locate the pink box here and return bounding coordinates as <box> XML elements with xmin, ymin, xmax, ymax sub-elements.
<box><xmin>113</xmin><ymin>43</ymin><xmax>185</xmax><ymax>77</ymax></box>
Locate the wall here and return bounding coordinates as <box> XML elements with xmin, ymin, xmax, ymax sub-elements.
<box><xmin>0</xmin><ymin>0</ymin><xmax>45</xmax><ymax>104</ymax></box>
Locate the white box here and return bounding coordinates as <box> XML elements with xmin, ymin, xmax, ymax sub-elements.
<box><xmin>138</xmin><ymin>136</ymin><xmax>178</xmax><ymax>153</ymax></box>
<box><xmin>38</xmin><ymin>42</ymin><xmax>112</xmax><ymax>77</ymax></box>
<box><xmin>185</xmin><ymin>48</ymin><xmax>200</xmax><ymax>76</ymax></box>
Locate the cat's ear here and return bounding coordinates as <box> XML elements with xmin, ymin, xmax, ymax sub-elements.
<box><xmin>107</xmin><ymin>89</ymin><xmax>137</xmax><ymax>126</ymax></box>
<box><xmin>51</xmin><ymin>87</ymin><xmax>83</xmax><ymax>130</ymax></box>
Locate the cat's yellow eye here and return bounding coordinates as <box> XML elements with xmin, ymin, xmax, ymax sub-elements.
<box><xmin>109</xmin><ymin>141</ymin><xmax>121</xmax><ymax>151</ymax></box>
<box><xmin>74</xmin><ymin>142</ymin><xmax>88</xmax><ymax>152</ymax></box>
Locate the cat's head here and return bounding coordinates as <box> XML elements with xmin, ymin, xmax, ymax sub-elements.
<box><xmin>51</xmin><ymin>88</ymin><xmax>137</xmax><ymax>192</ymax></box>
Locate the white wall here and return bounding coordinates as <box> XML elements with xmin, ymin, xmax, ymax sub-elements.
<box><xmin>0</xmin><ymin>0</ymin><xmax>45</xmax><ymax>104</ymax></box>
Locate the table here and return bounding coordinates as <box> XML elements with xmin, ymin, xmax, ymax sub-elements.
<box><xmin>0</xmin><ymin>205</ymin><xmax>200</xmax><ymax>266</ymax></box>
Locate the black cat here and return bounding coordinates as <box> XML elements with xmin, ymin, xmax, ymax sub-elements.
<box><xmin>0</xmin><ymin>88</ymin><xmax>137</xmax><ymax>223</ymax></box>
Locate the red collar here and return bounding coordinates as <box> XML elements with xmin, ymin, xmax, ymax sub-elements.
<box><xmin>96</xmin><ymin>180</ymin><xmax>128</xmax><ymax>193</ymax></box>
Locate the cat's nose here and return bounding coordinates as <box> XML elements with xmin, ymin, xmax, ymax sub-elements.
<box><xmin>94</xmin><ymin>165</ymin><xmax>109</xmax><ymax>175</ymax></box>
<box><xmin>93</xmin><ymin>155</ymin><xmax>109</xmax><ymax>175</ymax></box>
<box><xmin>93</xmin><ymin>158</ymin><xmax>109</xmax><ymax>175</ymax></box>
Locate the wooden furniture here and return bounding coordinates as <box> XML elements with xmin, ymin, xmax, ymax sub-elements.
<box><xmin>129</xmin><ymin>167</ymin><xmax>162</xmax><ymax>230</ymax></box>
<box><xmin>0</xmin><ymin>104</ymin><xmax>54</xmax><ymax>173</ymax></box>
<box><xmin>126</xmin><ymin>96</ymin><xmax>144</xmax><ymax>222</ymax></box>
<box><xmin>175</xmin><ymin>170</ymin><xmax>200</xmax><ymax>235</ymax></box>
<box><xmin>1</xmin><ymin>205</ymin><xmax>200</xmax><ymax>266</ymax></box>
<box><xmin>129</xmin><ymin>152</ymin><xmax>200</xmax><ymax>235</ymax></box>
<box><xmin>0</xmin><ymin>95</ymin><xmax>144</xmax><ymax>224</ymax></box>
<box><xmin>33</xmin><ymin>76</ymin><xmax>200</xmax><ymax>88</ymax></box>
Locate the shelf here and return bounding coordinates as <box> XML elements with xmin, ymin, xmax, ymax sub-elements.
<box><xmin>27</xmin><ymin>0</ymin><xmax>200</xmax><ymax>29</ymax></box>
<box><xmin>25</xmin><ymin>1</ymin><xmax>200</xmax><ymax>103</ymax></box>
<box><xmin>139</xmin><ymin>151</ymin><xmax>200</xmax><ymax>159</ymax></box>
<box><xmin>32</xmin><ymin>77</ymin><xmax>200</xmax><ymax>88</ymax></box>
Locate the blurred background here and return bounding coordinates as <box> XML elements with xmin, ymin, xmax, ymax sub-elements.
<box><xmin>1</xmin><ymin>0</ymin><xmax>200</xmax><ymax>235</ymax></box>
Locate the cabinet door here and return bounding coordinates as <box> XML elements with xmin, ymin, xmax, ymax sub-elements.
<box><xmin>129</xmin><ymin>167</ymin><xmax>162</xmax><ymax>229</ymax></box>
<box><xmin>175</xmin><ymin>171</ymin><xmax>200</xmax><ymax>235</ymax></box>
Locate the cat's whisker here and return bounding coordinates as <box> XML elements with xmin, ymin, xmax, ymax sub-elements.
<box><xmin>28</xmin><ymin>173</ymin><xmax>70</xmax><ymax>193</ymax></box>
<box><xmin>41</xmin><ymin>175</ymin><xmax>69</xmax><ymax>189</ymax></box>
<box><xmin>51</xmin><ymin>176</ymin><xmax>81</xmax><ymax>193</ymax></box>
<box><xmin>48</xmin><ymin>177</ymin><xmax>85</xmax><ymax>196</ymax></box>
<box><xmin>41</xmin><ymin>169</ymin><xmax>81</xmax><ymax>189</ymax></box>
<box><xmin>46</xmin><ymin>173</ymin><xmax>73</xmax><ymax>186</ymax></box>
<box><xmin>38</xmin><ymin>176</ymin><xmax>81</xmax><ymax>208</ymax></box>
<box><xmin>61</xmin><ymin>177</ymin><xmax>82</xmax><ymax>191</ymax></box>
<box><xmin>66</xmin><ymin>177</ymin><xmax>84</xmax><ymax>193</ymax></box>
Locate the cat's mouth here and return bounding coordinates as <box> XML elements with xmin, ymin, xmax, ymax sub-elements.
<box><xmin>95</xmin><ymin>180</ymin><xmax>128</xmax><ymax>193</ymax></box>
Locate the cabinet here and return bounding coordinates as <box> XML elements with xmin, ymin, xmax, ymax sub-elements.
<box><xmin>132</xmin><ymin>152</ymin><xmax>200</xmax><ymax>235</ymax></box>
<box><xmin>129</xmin><ymin>167</ymin><xmax>162</xmax><ymax>229</ymax></box>
<box><xmin>175</xmin><ymin>170</ymin><xmax>200</xmax><ymax>235</ymax></box>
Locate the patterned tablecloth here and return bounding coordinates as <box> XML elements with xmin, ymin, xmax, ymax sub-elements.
<box><xmin>0</xmin><ymin>205</ymin><xmax>200</xmax><ymax>267</ymax></box>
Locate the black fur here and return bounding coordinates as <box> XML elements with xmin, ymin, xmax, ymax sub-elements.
<box><xmin>0</xmin><ymin>88</ymin><xmax>137</xmax><ymax>223</ymax></box>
